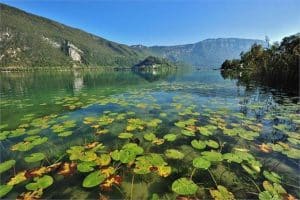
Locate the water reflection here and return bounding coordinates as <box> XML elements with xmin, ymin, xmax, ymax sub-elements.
<box><xmin>73</xmin><ymin>70</ymin><xmax>84</xmax><ymax>92</ymax></box>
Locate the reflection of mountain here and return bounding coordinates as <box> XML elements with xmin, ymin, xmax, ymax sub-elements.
<box><xmin>0</xmin><ymin>71</ymin><xmax>150</xmax><ymax>96</ymax></box>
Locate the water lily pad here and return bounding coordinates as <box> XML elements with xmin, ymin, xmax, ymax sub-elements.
<box><xmin>193</xmin><ymin>157</ymin><xmax>211</xmax><ymax>169</ymax></box>
<box><xmin>222</xmin><ymin>153</ymin><xmax>243</xmax><ymax>163</ymax></box>
<box><xmin>283</xmin><ymin>148</ymin><xmax>300</xmax><ymax>159</ymax></box>
<box><xmin>118</xmin><ymin>132</ymin><xmax>133</xmax><ymax>139</ymax></box>
<box><xmin>263</xmin><ymin>171</ymin><xmax>281</xmax><ymax>183</ymax></box>
<box><xmin>7</xmin><ymin>171</ymin><xmax>27</xmax><ymax>186</ymax></box>
<box><xmin>58</xmin><ymin>131</ymin><xmax>73</xmax><ymax>137</ymax></box>
<box><xmin>8</xmin><ymin>128</ymin><xmax>26</xmax><ymax>138</ymax></box>
<box><xmin>163</xmin><ymin>134</ymin><xmax>177</xmax><ymax>142</ymax></box>
<box><xmin>206</xmin><ymin>140</ymin><xmax>219</xmax><ymax>149</ymax></box>
<box><xmin>31</xmin><ymin>137</ymin><xmax>48</xmax><ymax>146</ymax></box>
<box><xmin>24</xmin><ymin>153</ymin><xmax>45</xmax><ymax>163</ymax></box>
<box><xmin>82</xmin><ymin>170</ymin><xmax>106</xmax><ymax>188</ymax></box>
<box><xmin>0</xmin><ymin>184</ymin><xmax>13</xmax><ymax>198</ymax></box>
<box><xmin>0</xmin><ymin>131</ymin><xmax>10</xmax><ymax>141</ymax></box>
<box><xmin>171</xmin><ymin>178</ymin><xmax>198</xmax><ymax>195</ymax></box>
<box><xmin>157</xmin><ymin>165</ymin><xmax>172</xmax><ymax>177</ymax></box>
<box><xmin>181</xmin><ymin>129</ymin><xmax>195</xmax><ymax>137</ymax></box>
<box><xmin>210</xmin><ymin>185</ymin><xmax>235</xmax><ymax>200</ymax></box>
<box><xmin>165</xmin><ymin>149</ymin><xmax>184</xmax><ymax>160</ymax></box>
<box><xmin>96</xmin><ymin>154</ymin><xmax>111</xmax><ymax>166</ymax></box>
<box><xmin>110</xmin><ymin>150</ymin><xmax>120</xmax><ymax>161</ymax></box>
<box><xmin>80</xmin><ymin>151</ymin><xmax>97</xmax><ymax>162</ymax></box>
<box><xmin>25</xmin><ymin>175</ymin><xmax>54</xmax><ymax>190</ymax></box>
<box><xmin>0</xmin><ymin>160</ymin><xmax>16</xmax><ymax>174</ymax></box>
<box><xmin>152</xmin><ymin>138</ymin><xmax>165</xmax><ymax>145</ymax></box>
<box><xmin>144</xmin><ymin>132</ymin><xmax>157</xmax><ymax>141</ymax></box>
<box><xmin>198</xmin><ymin>126</ymin><xmax>213</xmax><ymax>136</ymax></box>
<box><xmin>201</xmin><ymin>151</ymin><xmax>223</xmax><ymax>162</ymax></box>
<box><xmin>191</xmin><ymin>140</ymin><xmax>206</xmax><ymax>150</ymax></box>
<box><xmin>119</xmin><ymin>149</ymin><xmax>136</xmax><ymax>163</ymax></box>
<box><xmin>134</xmin><ymin>154</ymin><xmax>169</xmax><ymax>176</ymax></box>
<box><xmin>77</xmin><ymin>162</ymin><xmax>97</xmax><ymax>172</ymax></box>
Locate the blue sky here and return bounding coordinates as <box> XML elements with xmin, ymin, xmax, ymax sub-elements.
<box><xmin>2</xmin><ymin>0</ymin><xmax>300</xmax><ymax>46</ymax></box>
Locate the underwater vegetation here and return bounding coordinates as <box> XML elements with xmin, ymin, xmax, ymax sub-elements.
<box><xmin>0</xmin><ymin>71</ymin><xmax>300</xmax><ymax>200</ymax></box>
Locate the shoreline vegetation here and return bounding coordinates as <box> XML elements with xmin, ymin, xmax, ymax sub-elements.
<box><xmin>220</xmin><ymin>33</ymin><xmax>300</xmax><ymax>94</ymax></box>
<box><xmin>0</xmin><ymin>56</ymin><xmax>178</xmax><ymax>72</ymax></box>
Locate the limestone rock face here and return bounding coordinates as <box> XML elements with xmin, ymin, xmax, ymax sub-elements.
<box><xmin>62</xmin><ymin>40</ymin><xmax>83</xmax><ymax>62</ymax></box>
<box><xmin>68</xmin><ymin>43</ymin><xmax>82</xmax><ymax>62</ymax></box>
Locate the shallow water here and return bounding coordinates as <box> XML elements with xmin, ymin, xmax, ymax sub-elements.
<box><xmin>0</xmin><ymin>69</ymin><xmax>299</xmax><ymax>199</ymax></box>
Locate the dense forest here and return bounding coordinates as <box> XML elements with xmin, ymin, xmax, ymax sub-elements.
<box><xmin>221</xmin><ymin>33</ymin><xmax>300</xmax><ymax>93</ymax></box>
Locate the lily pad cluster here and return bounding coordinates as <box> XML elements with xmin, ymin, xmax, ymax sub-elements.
<box><xmin>11</xmin><ymin>136</ymin><xmax>48</xmax><ymax>152</ymax></box>
<box><xmin>51</xmin><ymin>120</ymin><xmax>76</xmax><ymax>137</ymax></box>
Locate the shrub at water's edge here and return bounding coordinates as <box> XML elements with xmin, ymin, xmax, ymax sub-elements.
<box><xmin>220</xmin><ymin>33</ymin><xmax>299</xmax><ymax>93</ymax></box>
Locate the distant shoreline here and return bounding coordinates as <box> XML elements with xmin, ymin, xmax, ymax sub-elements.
<box><xmin>0</xmin><ymin>66</ymin><xmax>134</xmax><ymax>72</ymax></box>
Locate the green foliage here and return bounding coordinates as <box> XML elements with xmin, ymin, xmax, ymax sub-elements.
<box><xmin>0</xmin><ymin>4</ymin><xmax>147</xmax><ymax>68</ymax></box>
<box><xmin>171</xmin><ymin>178</ymin><xmax>198</xmax><ymax>195</ymax></box>
<box><xmin>25</xmin><ymin>175</ymin><xmax>53</xmax><ymax>190</ymax></box>
<box><xmin>0</xmin><ymin>160</ymin><xmax>16</xmax><ymax>174</ymax></box>
<box><xmin>82</xmin><ymin>170</ymin><xmax>106</xmax><ymax>188</ymax></box>
<box><xmin>221</xmin><ymin>34</ymin><xmax>300</xmax><ymax>92</ymax></box>
<box><xmin>0</xmin><ymin>185</ymin><xmax>13</xmax><ymax>198</ymax></box>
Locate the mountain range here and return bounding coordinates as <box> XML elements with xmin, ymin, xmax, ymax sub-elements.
<box><xmin>0</xmin><ymin>3</ymin><xmax>265</xmax><ymax>68</ymax></box>
<box><xmin>132</xmin><ymin>38</ymin><xmax>265</xmax><ymax>67</ymax></box>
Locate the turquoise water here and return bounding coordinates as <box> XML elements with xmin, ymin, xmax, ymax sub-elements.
<box><xmin>0</xmin><ymin>69</ymin><xmax>299</xmax><ymax>199</ymax></box>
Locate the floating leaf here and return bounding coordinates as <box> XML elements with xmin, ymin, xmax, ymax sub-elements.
<box><xmin>263</xmin><ymin>171</ymin><xmax>281</xmax><ymax>183</ymax></box>
<box><xmin>118</xmin><ymin>132</ymin><xmax>133</xmax><ymax>139</ymax></box>
<box><xmin>171</xmin><ymin>178</ymin><xmax>198</xmax><ymax>195</ymax></box>
<box><xmin>181</xmin><ymin>129</ymin><xmax>195</xmax><ymax>137</ymax></box>
<box><xmin>100</xmin><ymin>175</ymin><xmax>122</xmax><ymax>191</ymax></box>
<box><xmin>77</xmin><ymin>162</ymin><xmax>96</xmax><ymax>172</ymax></box>
<box><xmin>201</xmin><ymin>151</ymin><xmax>223</xmax><ymax>162</ymax></box>
<box><xmin>25</xmin><ymin>175</ymin><xmax>53</xmax><ymax>190</ymax></box>
<box><xmin>24</xmin><ymin>153</ymin><xmax>45</xmax><ymax>163</ymax></box>
<box><xmin>157</xmin><ymin>165</ymin><xmax>172</xmax><ymax>177</ymax></box>
<box><xmin>96</xmin><ymin>154</ymin><xmax>111</xmax><ymax>166</ymax></box>
<box><xmin>110</xmin><ymin>150</ymin><xmax>120</xmax><ymax>161</ymax></box>
<box><xmin>57</xmin><ymin>162</ymin><xmax>77</xmax><ymax>176</ymax></box>
<box><xmin>7</xmin><ymin>171</ymin><xmax>27</xmax><ymax>186</ymax></box>
<box><xmin>0</xmin><ymin>160</ymin><xmax>16</xmax><ymax>174</ymax></box>
<box><xmin>58</xmin><ymin>131</ymin><xmax>72</xmax><ymax>137</ymax></box>
<box><xmin>0</xmin><ymin>184</ymin><xmax>13</xmax><ymax>198</ymax></box>
<box><xmin>163</xmin><ymin>134</ymin><xmax>177</xmax><ymax>142</ymax></box>
<box><xmin>152</xmin><ymin>138</ymin><xmax>165</xmax><ymax>145</ymax></box>
<box><xmin>191</xmin><ymin>140</ymin><xmax>206</xmax><ymax>150</ymax></box>
<box><xmin>258</xmin><ymin>143</ymin><xmax>272</xmax><ymax>153</ymax></box>
<box><xmin>165</xmin><ymin>149</ymin><xmax>184</xmax><ymax>160</ymax></box>
<box><xmin>144</xmin><ymin>132</ymin><xmax>157</xmax><ymax>141</ymax></box>
<box><xmin>192</xmin><ymin>157</ymin><xmax>211</xmax><ymax>169</ymax></box>
<box><xmin>222</xmin><ymin>153</ymin><xmax>243</xmax><ymax>163</ymax></box>
<box><xmin>210</xmin><ymin>185</ymin><xmax>235</xmax><ymax>200</ymax></box>
<box><xmin>100</xmin><ymin>166</ymin><xmax>115</xmax><ymax>177</ymax></box>
<box><xmin>17</xmin><ymin>189</ymin><xmax>43</xmax><ymax>200</ymax></box>
<box><xmin>198</xmin><ymin>126</ymin><xmax>213</xmax><ymax>136</ymax></box>
<box><xmin>80</xmin><ymin>151</ymin><xmax>97</xmax><ymax>162</ymax></box>
<box><xmin>82</xmin><ymin>170</ymin><xmax>106</xmax><ymax>188</ymax></box>
<box><xmin>0</xmin><ymin>131</ymin><xmax>10</xmax><ymax>141</ymax></box>
<box><xmin>206</xmin><ymin>140</ymin><xmax>219</xmax><ymax>149</ymax></box>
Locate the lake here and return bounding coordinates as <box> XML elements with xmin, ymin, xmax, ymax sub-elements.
<box><xmin>0</xmin><ymin>69</ymin><xmax>299</xmax><ymax>199</ymax></box>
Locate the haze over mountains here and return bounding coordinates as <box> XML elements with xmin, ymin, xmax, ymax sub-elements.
<box><xmin>0</xmin><ymin>3</ymin><xmax>265</xmax><ymax>68</ymax></box>
<box><xmin>132</xmin><ymin>38</ymin><xmax>265</xmax><ymax>67</ymax></box>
